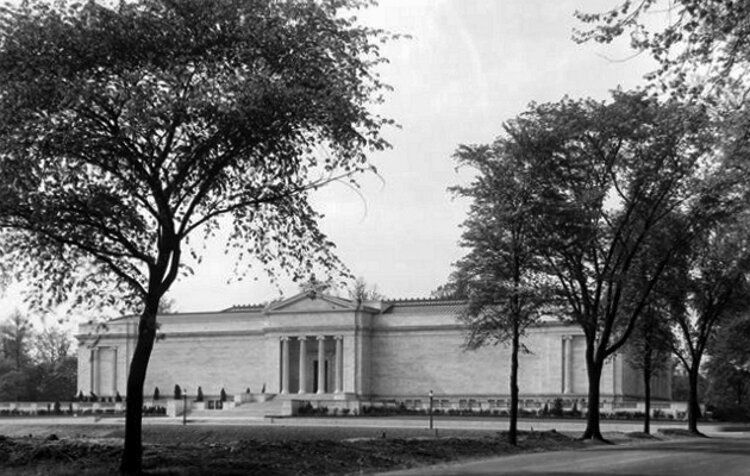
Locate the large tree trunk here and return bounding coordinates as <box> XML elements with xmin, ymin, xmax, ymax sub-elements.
<box><xmin>582</xmin><ymin>353</ymin><xmax>604</xmax><ymax>441</ymax></box>
<box><xmin>120</xmin><ymin>299</ymin><xmax>159</xmax><ymax>475</ymax></box>
<box><xmin>509</xmin><ymin>326</ymin><xmax>520</xmax><ymax>446</ymax></box>
<box><xmin>687</xmin><ymin>366</ymin><xmax>702</xmax><ymax>434</ymax></box>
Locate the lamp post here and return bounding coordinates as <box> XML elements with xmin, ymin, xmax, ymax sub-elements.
<box><xmin>428</xmin><ymin>390</ymin><xmax>434</xmax><ymax>430</ymax></box>
<box><xmin>182</xmin><ymin>387</ymin><xmax>187</xmax><ymax>426</ymax></box>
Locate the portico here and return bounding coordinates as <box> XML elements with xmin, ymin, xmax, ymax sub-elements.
<box><xmin>279</xmin><ymin>335</ymin><xmax>344</xmax><ymax>395</ymax></box>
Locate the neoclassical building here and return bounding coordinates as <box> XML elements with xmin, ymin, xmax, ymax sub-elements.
<box><xmin>76</xmin><ymin>291</ymin><xmax>671</xmax><ymax>414</ymax></box>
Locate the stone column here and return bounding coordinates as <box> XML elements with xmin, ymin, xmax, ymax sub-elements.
<box><xmin>298</xmin><ymin>337</ymin><xmax>308</xmax><ymax>394</ymax></box>
<box><xmin>612</xmin><ymin>354</ymin><xmax>618</xmax><ymax>396</ymax></box>
<box><xmin>317</xmin><ymin>336</ymin><xmax>326</xmax><ymax>394</ymax></box>
<box><xmin>563</xmin><ymin>336</ymin><xmax>573</xmax><ymax>394</ymax></box>
<box><xmin>125</xmin><ymin>322</ymin><xmax>130</xmax><ymax>383</ymax></box>
<box><xmin>111</xmin><ymin>348</ymin><xmax>118</xmax><ymax>397</ymax></box>
<box><xmin>335</xmin><ymin>336</ymin><xmax>344</xmax><ymax>393</ymax></box>
<box><xmin>280</xmin><ymin>337</ymin><xmax>290</xmax><ymax>394</ymax></box>
<box><xmin>90</xmin><ymin>348</ymin><xmax>97</xmax><ymax>393</ymax></box>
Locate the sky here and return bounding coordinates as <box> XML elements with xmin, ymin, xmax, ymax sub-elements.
<box><xmin>0</xmin><ymin>0</ymin><xmax>666</xmax><ymax>325</ymax></box>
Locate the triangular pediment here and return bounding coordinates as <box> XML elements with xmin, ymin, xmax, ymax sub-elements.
<box><xmin>265</xmin><ymin>292</ymin><xmax>358</xmax><ymax>313</ymax></box>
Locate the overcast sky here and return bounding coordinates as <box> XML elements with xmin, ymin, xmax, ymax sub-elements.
<box><xmin>1</xmin><ymin>0</ymin><xmax>665</xmax><ymax>322</ymax></box>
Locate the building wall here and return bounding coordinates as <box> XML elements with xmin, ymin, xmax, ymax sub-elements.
<box><xmin>143</xmin><ymin>334</ymin><xmax>272</xmax><ymax>397</ymax></box>
<box><xmin>76</xmin><ymin>295</ymin><xmax>670</xmax><ymax>404</ymax></box>
<box><xmin>367</xmin><ymin>321</ymin><xmax>586</xmax><ymax>398</ymax></box>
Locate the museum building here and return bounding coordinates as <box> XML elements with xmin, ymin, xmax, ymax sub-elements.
<box><xmin>76</xmin><ymin>291</ymin><xmax>671</xmax><ymax>414</ymax></box>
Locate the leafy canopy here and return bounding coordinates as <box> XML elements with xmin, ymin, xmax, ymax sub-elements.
<box><xmin>575</xmin><ymin>1</ymin><xmax>750</xmax><ymax>101</ymax></box>
<box><xmin>0</xmin><ymin>0</ymin><xmax>393</xmax><ymax>313</ymax></box>
<box><xmin>449</xmin><ymin>140</ymin><xmax>548</xmax><ymax>348</ymax></box>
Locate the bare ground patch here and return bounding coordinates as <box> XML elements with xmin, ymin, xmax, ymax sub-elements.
<box><xmin>0</xmin><ymin>424</ymin><xmax>584</xmax><ymax>475</ymax></box>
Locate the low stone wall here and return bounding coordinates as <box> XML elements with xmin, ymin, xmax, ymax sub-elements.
<box><xmin>0</xmin><ymin>400</ymin><xmax>169</xmax><ymax>416</ymax></box>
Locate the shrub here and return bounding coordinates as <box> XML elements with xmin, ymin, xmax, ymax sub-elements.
<box><xmin>54</xmin><ymin>401</ymin><xmax>61</xmax><ymax>414</ymax></box>
<box><xmin>551</xmin><ymin>398</ymin><xmax>564</xmax><ymax>417</ymax></box>
<box><xmin>153</xmin><ymin>387</ymin><xmax>160</xmax><ymax>401</ymax></box>
<box><xmin>220</xmin><ymin>388</ymin><xmax>227</xmax><ymax>402</ymax></box>
<box><xmin>710</xmin><ymin>405</ymin><xmax>750</xmax><ymax>422</ymax></box>
<box><xmin>342</xmin><ymin>408</ymin><xmax>351</xmax><ymax>415</ymax></box>
<box><xmin>196</xmin><ymin>387</ymin><xmax>204</xmax><ymax>402</ymax></box>
<box><xmin>115</xmin><ymin>391</ymin><xmax>123</xmax><ymax>402</ymax></box>
<box><xmin>542</xmin><ymin>403</ymin><xmax>550</xmax><ymax>416</ymax></box>
<box><xmin>174</xmin><ymin>385</ymin><xmax>182</xmax><ymax>400</ymax></box>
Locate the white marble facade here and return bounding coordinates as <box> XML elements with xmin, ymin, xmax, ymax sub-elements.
<box><xmin>76</xmin><ymin>292</ymin><xmax>672</xmax><ymax>406</ymax></box>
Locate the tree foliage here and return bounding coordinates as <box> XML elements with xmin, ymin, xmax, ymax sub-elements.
<box><xmin>0</xmin><ymin>312</ymin><xmax>76</xmax><ymax>402</ymax></box>
<box><xmin>0</xmin><ymin>309</ymin><xmax>32</xmax><ymax>370</ymax></box>
<box><xmin>705</xmin><ymin>314</ymin><xmax>750</xmax><ymax>421</ymax></box>
<box><xmin>502</xmin><ymin>91</ymin><xmax>727</xmax><ymax>440</ymax></box>
<box><xmin>447</xmin><ymin>136</ymin><xmax>549</xmax><ymax>445</ymax></box>
<box><xmin>0</xmin><ymin>1</ymin><xmax>393</xmax><ymax>472</ymax></box>
<box><xmin>665</xmin><ymin>211</ymin><xmax>750</xmax><ymax>432</ymax></box>
<box><xmin>0</xmin><ymin>0</ymin><xmax>392</xmax><ymax>313</ymax></box>
<box><xmin>450</xmin><ymin>143</ymin><xmax>548</xmax><ymax>349</ymax></box>
<box><xmin>623</xmin><ymin>297</ymin><xmax>673</xmax><ymax>434</ymax></box>
<box><xmin>575</xmin><ymin>0</ymin><xmax>750</xmax><ymax>101</ymax></box>
<box><xmin>347</xmin><ymin>276</ymin><xmax>385</xmax><ymax>302</ymax></box>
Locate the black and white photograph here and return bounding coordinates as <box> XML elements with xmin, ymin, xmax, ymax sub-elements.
<box><xmin>1</xmin><ymin>0</ymin><xmax>750</xmax><ymax>474</ymax></box>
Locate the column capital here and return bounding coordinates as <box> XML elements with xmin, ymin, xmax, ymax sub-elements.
<box><xmin>334</xmin><ymin>335</ymin><xmax>344</xmax><ymax>341</ymax></box>
<box><xmin>563</xmin><ymin>335</ymin><xmax>573</xmax><ymax>341</ymax></box>
<box><xmin>298</xmin><ymin>336</ymin><xmax>307</xmax><ymax>341</ymax></box>
<box><xmin>280</xmin><ymin>336</ymin><xmax>291</xmax><ymax>342</ymax></box>
<box><xmin>316</xmin><ymin>335</ymin><xmax>326</xmax><ymax>341</ymax></box>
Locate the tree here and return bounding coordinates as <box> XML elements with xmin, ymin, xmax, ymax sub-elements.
<box><xmin>515</xmin><ymin>91</ymin><xmax>723</xmax><ymax>440</ymax></box>
<box><xmin>33</xmin><ymin>327</ymin><xmax>73</xmax><ymax>368</ymax></box>
<box><xmin>0</xmin><ymin>1</ymin><xmax>392</xmax><ymax>473</ymax></box>
<box><xmin>446</xmin><ymin>140</ymin><xmax>548</xmax><ymax>446</ymax></box>
<box><xmin>431</xmin><ymin>274</ymin><xmax>470</xmax><ymax>301</ymax></box>
<box><xmin>174</xmin><ymin>384</ymin><xmax>182</xmax><ymax>400</ymax></box>
<box><xmin>157</xmin><ymin>297</ymin><xmax>178</xmax><ymax>315</ymax></box>
<box><xmin>348</xmin><ymin>277</ymin><xmax>384</xmax><ymax>302</ymax></box>
<box><xmin>619</xmin><ymin>221</ymin><xmax>679</xmax><ymax>434</ymax></box>
<box><xmin>665</xmin><ymin>212</ymin><xmax>750</xmax><ymax>433</ymax></box>
<box><xmin>623</xmin><ymin>303</ymin><xmax>673</xmax><ymax>434</ymax></box>
<box><xmin>30</xmin><ymin>327</ymin><xmax>77</xmax><ymax>401</ymax></box>
<box><xmin>1</xmin><ymin>310</ymin><xmax>33</xmax><ymax>371</ymax></box>
<box><xmin>705</xmin><ymin>314</ymin><xmax>750</xmax><ymax>421</ymax></box>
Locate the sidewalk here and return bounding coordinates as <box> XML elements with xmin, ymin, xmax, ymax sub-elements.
<box><xmin>0</xmin><ymin>414</ymin><xmax>737</xmax><ymax>437</ymax></box>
